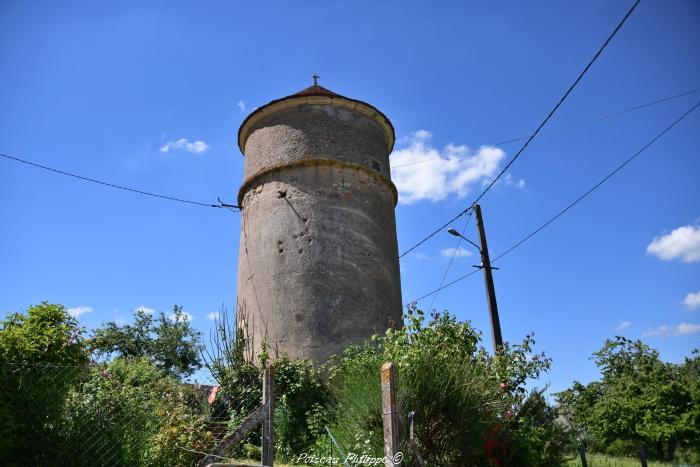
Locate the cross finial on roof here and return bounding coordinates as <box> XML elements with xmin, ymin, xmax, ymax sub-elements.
<box><xmin>312</xmin><ymin>74</ymin><xmax>320</xmax><ymax>86</ymax></box>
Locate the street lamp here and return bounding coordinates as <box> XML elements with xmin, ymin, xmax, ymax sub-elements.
<box><xmin>447</xmin><ymin>228</ymin><xmax>481</xmax><ymax>251</ymax></box>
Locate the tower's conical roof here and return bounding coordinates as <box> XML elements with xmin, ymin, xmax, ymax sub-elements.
<box><xmin>237</xmin><ymin>83</ymin><xmax>395</xmax><ymax>155</ymax></box>
<box><xmin>291</xmin><ymin>84</ymin><xmax>340</xmax><ymax>98</ymax></box>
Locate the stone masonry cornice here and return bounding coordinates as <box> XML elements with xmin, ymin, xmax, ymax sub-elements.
<box><xmin>237</xmin><ymin>158</ymin><xmax>398</xmax><ymax>207</ymax></box>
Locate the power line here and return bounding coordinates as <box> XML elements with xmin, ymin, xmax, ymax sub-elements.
<box><xmin>402</xmin><ymin>99</ymin><xmax>699</xmax><ymax>307</ymax></box>
<box><xmin>598</xmin><ymin>87</ymin><xmax>700</xmax><ymax>120</ymax></box>
<box><xmin>398</xmin><ymin>207</ymin><xmax>471</xmax><ymax>259</ymax></box>
<box><xmin>471</xmin><ymin>0</ymin><xmax>640</xmax><ymax>206</ymax></box>
<box><xmin>0</xmin><ymin>152</ymin><xmax>236</xmax><ymax>210</ymax></box>
<box><xmin>404</xmin><ymin>269</ymin><xmax>481</xmax><ymax>309</ymax></box>
<box><xmin>491</xmin><ymin>99</ymin><xmax>700</xmax><ymax>263</ymax></box>
<box><xmin>397</xmin><ymin>0</ymin><xmax>640</xmax><ymax>258</ymax></box>
<box><xmin>426</xmin><ymin>211</ymin><xmax>474</xmax><ymax>312</ymax></box>
<box><xmin>391</xmin><ymin>86</ymin><xmax>700</xmax><ymax>170</ymax></box>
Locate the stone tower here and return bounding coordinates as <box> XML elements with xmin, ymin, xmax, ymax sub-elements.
<box><xmin>236</xmin><ymin>81</ymin><xmax>402</xmax><ymax>363</ymax></box>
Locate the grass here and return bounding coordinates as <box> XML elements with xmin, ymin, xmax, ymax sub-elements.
<box><xmin>224</xmin><ymin>453</ymin><xmax>697</xmax><ymax>467</ymax></box>
<box><xmin>564</xmin><ymin>453</ymin><xmax>685</xmax><ymax>466</ymax></box>
<box><xmin>228</xmin><ymin>460</ymin><xmax>302</xmax><ymax>467</ymax></box>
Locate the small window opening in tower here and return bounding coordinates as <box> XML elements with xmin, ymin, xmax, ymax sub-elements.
<box><xmin>368</xmin><ymin>157</ymin><xmax>383</xmax><ymax>174</ymax></box>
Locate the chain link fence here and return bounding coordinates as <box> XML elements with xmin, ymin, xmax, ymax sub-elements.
<box><xmin>0</xmin><ymin>361</ymin><xmax>264</xmax><ymax>467</ymax></box>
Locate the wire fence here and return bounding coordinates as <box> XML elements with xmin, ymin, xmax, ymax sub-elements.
<box><xmin>0</xmin><ymin>362</ymin><xmax>264</xmax><ymax>467</ymax></box>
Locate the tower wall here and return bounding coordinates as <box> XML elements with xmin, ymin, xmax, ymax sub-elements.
<box><xmin>237</xmin><ymin>100</ymin><xmax>402</xmax><ymax>363</ymax></box>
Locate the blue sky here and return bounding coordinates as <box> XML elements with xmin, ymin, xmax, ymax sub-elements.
<box><xmin>1</xmin><ymin>1</ymin><xmax>698</xmax><ymax>392</ymax></box>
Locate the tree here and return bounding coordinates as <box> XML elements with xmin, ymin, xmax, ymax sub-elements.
<box><xmin>676</xmin><ymin>350</ymin><xmax>700</xmax><ymax>459</ymax></box>
<box><xmin>556</xmin><ymin>337</ymin><xmax>699</xmax><ymax>461</ymax></box>
<box><xmin>555</xmin><ymin>380</ymin><xmax>602</xmax><ymax>452</ymax></box>
<box><xmin>0</xmin><ymin>302</ymin><xmax>87</xmax><ymax>465</ymax></box>
<box><xmin>91</xmin><ymin>305</ymin><xmax>202</xmax><ymax>378</ymax></box>
<box><xmin>0</xmin><ymin>301</ymin><xmax>86</xmax><ymax>365</ymax></box>
<box><xmin>515</xmin><ymin>388</ymin><xmax>576</xmax><ymax>466</ymax></box>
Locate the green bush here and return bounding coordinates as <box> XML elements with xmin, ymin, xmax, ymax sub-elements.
<box><xmin>320</xmin><ymin>307</ymin><xmax>562</xmax><ymax>466</ymax></box>
<box><xmin>204</xmin><ymin>307</ymin><xmax>334</xmax><ymax>461</ymax></box>
<box><xmin>61</xmin><ymin>358</ymin><xmax>162</xmax><ymax>465</ymax></box>
<box><xmin>0</xmin><ymin>302</ymin><xmax>87</xmax><ymax>466</ymax></box>
<box><xmin>145</xmin><ymin>400</ymin><xmax>216</xmax><ymax>467</ymax></box>
<box><xmin>273</xmin><ymin>357</ymin><xmax>331</xmax><ymax>458</ymax></box>
<box><xmin>60</xmin><ymin>357</ymin><xmax>216</xmax><ymax>466</ymax></box>
<box><xmin>319</xmin><ymin>345</ymin><xmax>384</xmax><ymax>459</ymax></box>
<box><xmin>207</xmin><ymin>353</ymin><xmax>332</xmax><ymax>460</ymax></box>
<box><xmin>1</xmin><ymin>303</ymin><xmax>217</xmax><ymax>467</ymax></box>
<box><xmin>514</xmin><ymin>389</ymin><xmax>577</xmax><ymax>466</ymax></box>
<box><xmin>604</xmin><ymin>439</ymin><xmax>639</xmax><ymax>457</ymax></box>
<box><xmin>205</xmin><ymin>305</ymin><xmax>564</xmax><ymax>465</ymax></box>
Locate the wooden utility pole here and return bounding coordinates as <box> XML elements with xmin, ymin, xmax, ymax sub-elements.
<box><xmin>473</xmin><ymin>204</ymin><xmax>503</xmax><ymax>353</ymax></box>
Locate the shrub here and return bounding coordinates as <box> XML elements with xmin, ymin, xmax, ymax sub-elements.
<box><xmin>204</xmin><ymin>306</ymin><xmax>333</xmax><ymax>461</ymax></box>
<box><xmin>604</xmin><ymin>439</ymin><xmax>638</xmax><ymax>458</ymax></box>
<box><xmin>273</xmin><ymin>357</ymin><xmax>330</xmax><ymax>458</ymax></box>
<box><xmin>145</xmin><ymin>399</ymin><xmax>216</xmax><ymax>467</ymax></box>
<box><xmin>0</xmin><ymin>302</ymin><xmax>87</xmax><ymax>466</ymax></box>
<box><xmin>513</xmin><ymin>389</ymin><xmax>577</xmax><ymax>466</ymax></box>
<box><xmin>319</xmin><ymin>345</ymin><xmax>384</xmax><ymax>459</ymax></box>
<box><xmin>1</xmin><ymin>303</ymin><xmax>215</xmax><ymax>467</ymax></box>
<box><xmin>61</xmin><ymin>357</ymin><xmax>214</xmax><ymax>467</ymax></box>
<box><xmin>61</xmin><ymin>358</ymin><xmax>167</xmax><ymax>465</ymax></box>
<box><xmin>322</xmin><ymin>306</ymin><xmax>559</xmax><ymax>466</ymax></box>
<box><xmin>206</xmin><ymin>305</ymin><xmax>562</xmax><ymax>465</ymax></box>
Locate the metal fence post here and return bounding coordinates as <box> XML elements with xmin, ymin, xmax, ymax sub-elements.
<box><xmin>578</xmin><ymin>445</ymin><xmax>588</xmax><ymax>467</ymax></box>
<box><xmin>381</xmin><ymin>362</ymin><xmax>399</xmax><ymax>467</ymax></box>
<box><xmin>407</xmin><ymin>411</ymin><xmax>424</xmax><ymax>466</ymax></box>
<box><xmin>639</xmin><ymin>446</ymin><xmax>648</xmax><ymax>467</ymax></box>
<box><xmin>262</xmin><ymin>365</ymin><xmax>275</xmax><ymax>466</ymax></box>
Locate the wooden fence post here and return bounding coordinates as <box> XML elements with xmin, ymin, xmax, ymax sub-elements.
<box><xmin>381</xmin><ymin>362</ymin><xmax>399</xmax><ymax>467</ymax></box>
<box><xmin>262</xmin><ymin>365</ymin><xmax>275</xmax><ymax>467</ymax></box>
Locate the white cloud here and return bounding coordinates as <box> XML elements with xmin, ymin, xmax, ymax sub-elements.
<box><xmin>646</xmin><ymin>224</ymin><xmax>700</xmax><ymax>263</ymax></box>
<box><xmin>501</xmin><ymin>173</ymin><xmax>526</xmax><ymax>190</ymax></box>
<box><xmin>615</xmin><ymin>320</ymin><xmax>631</xmax><ymax>331</ymax></box>
<box><xmin>168</xmin><ymin>311</ymin><xmax>193</xmax><ymax>322</ymax></box>
<box><xmin>207</xmin><ymin>311</ymin><xmax>220</xmax><ymax>321</ymax></box>
<box><xmin>412</xmin><ymin>129</ymin><xmax>431</xmax><ymax>139</ymax></box>
<box><xmin>684</xmin><ymin>291</ymin><xmax>700</xmax><ymax>310</ymax></box>
<box><xmin>643</xmin><ymin>322</ymin><xmax>700</xmax><ymax>337</ymax></box>
<box><xmin>136</xmin><ymin>305</ymin><xmax>155</xmax><ymax>315</ymax></box>
<box><xmin>160</xmin><ymin>138</ymin><xmax>209</xmax><ymax>154</ymax></box>
<box><xmin>676</xmin><ymin>322</ymin><xmax>700</xmax><ymax>335</ymax></box>
<box><xmin>390</xmin><ymin>130</ymin><xmax>507</xmax><ymax>204</ymax></box>
<box><xmin>441</xmin><ymin>246</ymin><xmax>473</xmax><ymax>258</ymax></box>
<box><xmin>237</xmin><ymin>100</ymin><xmax>247</xmax><ymax>113</ymax></box>
<box><xmin>67</xmin><ymin>306</ymin><xmax>93</xmax><ymax>317</ymax></box>
<box><xmin>412</xmin><ymin>252</ymin><xmax>433</xmax><ymax>260</ymax></box>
